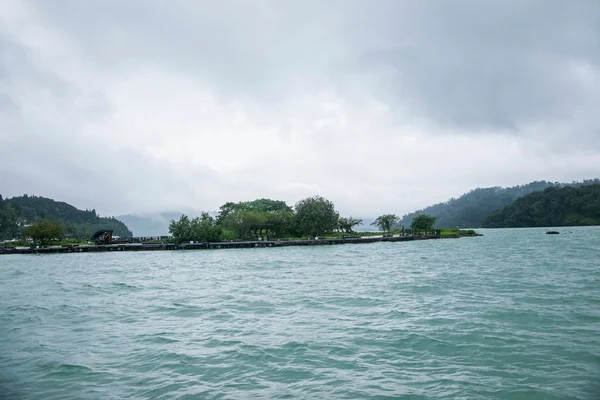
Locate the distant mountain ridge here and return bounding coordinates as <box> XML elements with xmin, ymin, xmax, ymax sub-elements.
<box><xmin>116</xmin><ymin>212</ymin><xmax>184</xmax><ymax>237</ymax></box>
<box><xmin>483</xmin><ymin>184</ymin><xmax>600</xmax><ymax>228</ymax></box>
<box><xmin>400</xmin><ymin>179</ymin><xmax>600</xmax><ymax>229</ymax></box>
<box><xmin>116</xmin><ymin>211</ymin><xmax>219</xmax><ymax>237</ymax></box>
<box><xmin>0</xmin><ymin>194</ymin><xmax>132</xmax><ymax>240</ymax></box>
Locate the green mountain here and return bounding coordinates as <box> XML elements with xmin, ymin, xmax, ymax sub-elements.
<box><xmin>400</xmin><ymin>179</ymin><xmax>600</xmax><ymax>228</ymax></box>
<box><xmin>482</xmin><ymin>184</ymin><xmax>600</xmax><ymax>228</ymax></box>
<box><xmin>0</xmin><ymin>194</ymin><xmax>132</xmax><ymax>240</ymax></box>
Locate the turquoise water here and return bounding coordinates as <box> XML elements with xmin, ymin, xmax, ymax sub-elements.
<box><xmin>1</xmin><ymin>227</ymin><xmax>599</xmax><ymax>399</ymax></box>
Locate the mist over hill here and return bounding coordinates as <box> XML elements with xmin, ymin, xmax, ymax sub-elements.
<box><xmin>399</xmin><ymin>179</ymin><xmax>600</xmax><ymax>229</ymax></box>
<box><xmin>116</xmin><ymin>213</ymin><xmax>183</xmax><ymax>237</ymax></box>
<box><xmin>117</xmin><ymin>212</ymin><xmax>219</xmax><ymax>237</ymax></box>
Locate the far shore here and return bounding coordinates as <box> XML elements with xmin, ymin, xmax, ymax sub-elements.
<box><xmin>0</xmin><ymin>231</ymin><xmax>485</xmax><ymax>255</ymax></box>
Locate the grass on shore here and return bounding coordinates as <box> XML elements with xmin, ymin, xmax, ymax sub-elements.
<box><xmin>440</xmin><ymin>228</ymin><xmax>479</xmax><ymax>237</ymax></box>
<box><xmin>1</xmin><ymin>238</ymin><xmax>92</xmax><ymax>247</ymax></box>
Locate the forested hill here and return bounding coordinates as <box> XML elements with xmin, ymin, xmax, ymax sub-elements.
<box><xmin>400</xmin><ymin>179</ymin><xmax>600</xmax><ymax>229</ymax></box>
<box><xmin>482</xmin><ymin>184</ymin><xmax>600</xmax><ymax>228</ymax></box>
<box><xmin>0</xmin><ymin>194</ymin><xmax>132</xmax><ymax>240</ymax></box>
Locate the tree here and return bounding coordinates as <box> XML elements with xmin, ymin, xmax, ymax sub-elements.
<box><xmin>221</xmin><ymin>210</ymin><xmax>267</xmax><ymax>240</ymax></box>
<box><xmin>0</xmin><ymin>196</ymin><xmax>20</xmax><ymax>240</ymax></box>
<box><xmin>294</xmin><ymin>196</ymin><xmax>339</xmax><ymax>237</ymax></box>
<box><xmin>169</xmin><ymin>215</ymin><xmax>192</xmax><ymax>241</ymax></box>
<box><xmin>371</xmin><ymin>214</ymin><xmax>399</xmax><ymax>232</ymax></box>
<box><xmin>338</xmin><ymin>216</ymin><xmax>363</xmax><ymax>233</ymax></box>
<box><xmin>169</xmin><ymin>213</ymin><xmax>222</xmax><ymax>242</ymax></box>
<box><xmin>216</xmin><ymin>198</ymin><xmax>292</xmax><ymax>224</ymax></box>
<box><xmin>216</xmin><ymin>202</ymin><xmax>237</xmax><ymax>224</ymax></box>
<box><xmin>190</xmin><ymin>212</ymin><xmax>223</xmax><ymax>242</ymax></box>
<box><xmin>22</xmin><ymin>220</ymin><xmax>65</xmax><ymax>245</ymax></box>
<box><xmin>218</xmin><ymin>199</ymin><xmax>295</xmax><ymax>240</ymax></box>
<box><xmin>264</xmin><ymin>208</ymin><xmax>295</xmax><ymax>238</ymax></box>
<box><xmin>243</xmin><ymin>199</ymin><xmax>291</xmax><ymax>213</ymax></box>
<box><xmin>411</xmin><ymin>214</ymin><xmax>437</xmax><ymax>231</ymax></box>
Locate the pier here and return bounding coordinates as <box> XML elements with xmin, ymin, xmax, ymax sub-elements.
<box><xmin>0</xmin><ymin>233</ymin><xmax>446</xmax><ymax>255</ymax></box>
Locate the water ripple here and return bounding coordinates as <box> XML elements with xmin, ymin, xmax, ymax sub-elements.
<box><xmin>1</xmin><ymin>227</ymin><xmax>599</xmax><ymax>399</ymax></box>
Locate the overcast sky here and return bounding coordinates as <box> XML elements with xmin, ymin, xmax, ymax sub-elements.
<box><xmin>1</xmin><ymin>0</ymin><xmax>599</xmax><ymax>217</ymax></box>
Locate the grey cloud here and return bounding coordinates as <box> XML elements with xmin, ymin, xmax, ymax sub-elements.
<box><xmin>0</xmin><ymin>27</ymin><xmax>225</xmax><ymax>215</ymax></box>
<box><xmin>1</xmin><ymin>1</ymin><xmax>599</xmax><ymax>217</ymax></box>
<box><xmin>347</xmin><ymin>0</ymin><xmax>600</xmax><ymax>129</ymax></box>
<box><xmin>0</xmin><ymin>91</ymin><xmax>18</xmax><ymax>113</ymax></box>
<box><xmin>27</xmin><ymin>0</ymin><xmax>349</xmax><ymax>98</ymax></box>
<box><xmin>27</xmin><ymin>0</ymin><xmax>600</xmax><ymax>130</ymax></box>
<box><xmin>1</xmin><ymin>34</ymin><xmax>74</xmax><ymax>110</ymax></box>
<box><xmin>0</xmin><ymin>124</ymin><xmax>226</xmax><ymax>216</ymax></box>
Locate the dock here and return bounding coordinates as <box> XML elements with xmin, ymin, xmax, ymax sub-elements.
<box><xmin>0</xmin><ymin>234</ymin><xmax>445</xmax><ymax>255</ymax></box>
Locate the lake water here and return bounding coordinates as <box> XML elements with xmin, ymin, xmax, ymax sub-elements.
<box><xmin>1</xmin><ymin>227</ymin><xmax>599</xmax><ymax>399</ymax></box>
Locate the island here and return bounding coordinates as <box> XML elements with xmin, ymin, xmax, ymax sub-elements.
<box><xmin>1</xmin><ymin>195</ymin><xmax>479</xmax><ymax>255</ymax></box>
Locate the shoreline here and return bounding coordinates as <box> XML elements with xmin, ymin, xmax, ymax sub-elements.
<box><xmin>0</xmin><ymin>234</ymin><xmax>460</xmax><ymax>255</ymax></box>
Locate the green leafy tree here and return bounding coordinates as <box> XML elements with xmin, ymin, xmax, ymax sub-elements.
<box><xmin>169</xmin><ymin>215</ymin><xmax>192</xmax><ymax>241</ymax></box>
<box><xmin>190</xmin><ymin>212</ymin><xmax>223</xmax><ymax>242</ymax></box>
<box><xmin>243</xmin><ymin>199</ymin><xmax>291</xmax><ymax>213</ymax></box>
<box><xmin>216</xmin><ymin>202</ymin><xmax>237</xmax><ymax>224</ymax></box>
<box><xmin>169</xmin><ymin>213</ymin><xmax>222</xmax><ymax>242</ymax></box>
<box><xmin>371</xmin><ymin>214</ymin><xmax>399</xmax><ymax>232</ymax></box>
<box><xmin>216</xmin><ymin>198</ymin><xmax>292</xmax><ymax>224</ymax></box>
<box><xmin>264</xmin><ymin>208</ymin><xmax>295</xmax><ymax>238</ymax></box>
<box><xmin>294</xmin><ymin>196</ymin><xmax>339</xmax><ymax>237</ymax></box>
<box><xmin>338</xmin><ymin>216</ymin><xmax>363</xmax><ymax>233</ymax></box>
<box><xmin>411</xmin><ymin>214</ymin><xmax>437</xmax><ymax>231</ymax></box>
<box><xmin>22</xmin><ymin>220</ymin><xmax>66</xmax><ymax>245</ymax></box>
<box><xmin>221</xmin><ymin>210</ymin><xmax>268</xmax><ymax>240</ymax></box>
<box><xmin>217</xmin><ymin>198</ymin><xmax>294</xmax><ymax>239</ymax></box>
<box><xmin>0</xmin><ymin>195</ymin><xmax>20</xmax><ymax>240</ymax></box>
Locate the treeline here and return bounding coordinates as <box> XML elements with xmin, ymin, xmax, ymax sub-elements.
<box><xmin>400</xmin><ymin>179</ymin><xmax>600</xmax><ymax>228</ymax></box>
<box><xmin>170</xmin><ymin>197</ymin><xmax>337</xmax><ymax>242</ymax></box>
<box><xmin>482</xmin><ymin>184</ymin><xmax>600</xmax><ymax>228</ymax></box>
<box><xmin>0</xmin><ymin>195</ymin><xmax>20</xmax><ymax>240</ymax></box>
<box><xmin>169</xmin><ymin>196</ymin><xmax>438</xmax><ymax>243</ymax></box>
<box><xmin>0</xmin><ymin>194</ymin><xmax>132</xmax><ymax>240</ymax></box>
